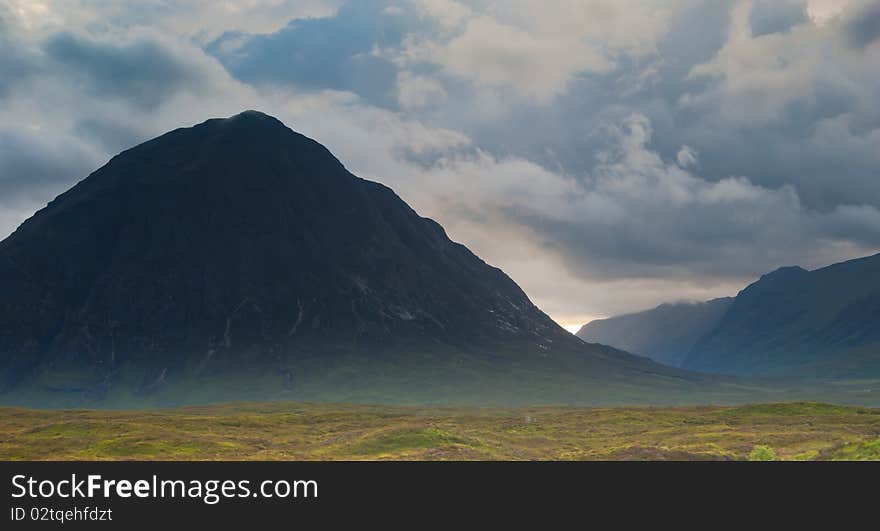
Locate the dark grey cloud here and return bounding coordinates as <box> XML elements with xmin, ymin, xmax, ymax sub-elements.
<box><xmin>72</xmin><ymin>117</ymin><xmax>149</xmax><ymax>154</ymax></box>
<box><xmin>0</xmin><ymin>130</ymin><xmax>96</xmax><ymax>207</ymax></box>
<box><xmin>749</xmin><ymin>0</ymin><xmax>809</xmax><ymax>37</ymax></box>
<box><xmin>489</xmin><ymin>113</ymin><xmax>880</xmax><ymax>283</ymax></box>
<box><xmin>44</xmin><ymin>32</ymin><xmax>206</xmax><ymax>109</ymax></box>
<box><xmin>0</xmin><ymin>7</ymin><xmax>32</xmax><ymax>100</ymax></box>
<box><xmin>843</xmin><ymin>0</ymin><xmax>880</xmax><ymax>48</ymax></box>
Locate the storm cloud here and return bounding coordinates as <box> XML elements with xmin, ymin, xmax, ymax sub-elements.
<box><xmin>843</xmin><ymin>0</ymin><xmax>880</xmax><ymax>46</ymax></box>
<box><xmin>0</xmin><ymin>4</ymin><xmax>32</xmax><ymax>99</ymax></box>
<box><xmin>44</xmin><ymin>32</ymin><xmax>208</xmax><ymax>109</ymax></box>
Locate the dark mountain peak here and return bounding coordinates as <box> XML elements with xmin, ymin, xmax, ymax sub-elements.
<box><xmin>3</xmin><ymin>111</ymin><xmax>349</xmax><ymax>249</ymax></box>
<box><xmin>760</xmin><ymin>265</ymin><xmax>808</xmax><ymax>281</ymax></box>
<box><xmin>738</xmin><ymin>265</ymin><xmax>809</xmax><ymax>297</ymax></box>
<box><xmin>199</xmin><ymin>109</ymin><xmax>292</xmax><ymax>135</ymax></box>
<box><xmin>230</xmin><ymin>109</ymin><xmax>281</xmax><ymax>122</ymax></box>
<box><xmin>0</xmin><ymin>113</ymin><xmax>694</xmax><ymax>405</ymax></box>
<box><xmin>182</xmin><ymin>109</ymin><xmax>313</xmax><ymax>146</ymax></box>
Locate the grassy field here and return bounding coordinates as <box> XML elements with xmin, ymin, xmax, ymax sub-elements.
<box><xmin>2</xmin><ymin>402</ymin><xmax>879</xmax><ymax>461</ymax></box>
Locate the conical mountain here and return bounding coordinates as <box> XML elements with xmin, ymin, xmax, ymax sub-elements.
<box><xmin>0</xmin><ymin>111</ymin><xmax>698</xmax><ymax>406</ymax></box>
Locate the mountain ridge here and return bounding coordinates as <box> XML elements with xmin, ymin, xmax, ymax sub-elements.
<box><xmin>685</xmin><ymin>252</ymin><xmax>880</xmax><ymax>376</ymax></box>
<box><xmin>577</xmin><ymin>253</ymin><xmax>880</xmax><ymax>377</ymax></box>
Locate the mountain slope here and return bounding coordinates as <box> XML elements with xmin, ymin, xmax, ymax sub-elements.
<box><xmin>683</xmin><ymin>257</ymin><xmax>880</xmax><ymax>376</ymax></box>
<box><xmin>0</xmin><ymin>111</ymin><xmax>701</xmax><ymax>406</ymax></box>
<box><xmin>576</xmin><ymin>298</ymin><xmax>733</xmax><ymax>368</ymax></box>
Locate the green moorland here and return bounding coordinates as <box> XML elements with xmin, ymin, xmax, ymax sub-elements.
<box><xmin>1</xmin><ymin>402</ymin><xmax>879</xmax><ymax>461</ymax></box>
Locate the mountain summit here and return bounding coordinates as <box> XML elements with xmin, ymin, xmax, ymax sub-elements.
<box><xmin>0</xmin><ymin>111</ymin><xmax>696</xmax><ymax>406</ymax></box>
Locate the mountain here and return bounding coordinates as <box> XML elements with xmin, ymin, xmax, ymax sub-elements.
<box><xmin>576</xmin><ymin>298</ymin><xmax>733</xmax><ymax>368</ymax></box>
<box><xmin>577</xmin><ymin>253</ymin><xmax>880</xmax><ymax>378</ymax></box>
<box><xmin>684</xmin><ymin>257</ymin><xmax>880</xmax><ymax>377</ymax></box>
<box><xmin>0</xmin><ymin>110</ymin><xmax>701</xmax><ymax>407</ymax></box>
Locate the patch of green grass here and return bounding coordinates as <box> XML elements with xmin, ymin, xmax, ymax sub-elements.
<box><xmin>748</xmin><ymin>445</ymin><xmax>777</xmax><ymax>461</ymax></box>
<box><xmin>831</xmin><ymin>439</ymin><xmax>880</xmax><ymax>461</ymax></box>
<box><xmin>350</xmin><ymin>428</ymin><xmax>479</xmax><ymax>456</ymax></box>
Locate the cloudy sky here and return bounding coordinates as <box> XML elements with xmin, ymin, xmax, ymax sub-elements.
<box><xmin>1</xmin><ymin>0</ymin><xmax>879</xmax><ymax>331</ymax></box>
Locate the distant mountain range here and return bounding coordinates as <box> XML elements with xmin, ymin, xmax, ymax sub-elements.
<box><xmin>577</xmin><ymin>298</ymin><xmax>733</xmax><ymax>368</ymax></box>
<box><xmin>579</xmin><ymin>255</ymin><xmax>880</xmax><ymax>377</ymax></box>
<box><xmin>0</xmin><ymin>111</ymin><xmax>702</xmax><ymax>407</ymax></box>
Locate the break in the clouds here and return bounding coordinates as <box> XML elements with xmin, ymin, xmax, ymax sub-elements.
<box><xmin>0</xmin><ymin>0</ymin><xmax>878</xmax><ymax>329</ymax></box>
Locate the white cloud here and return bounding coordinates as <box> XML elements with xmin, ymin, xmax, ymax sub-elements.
<box><xmin>487</xmin><ymin>0</ymin><xmax>674</xmax><ymax>55</ymax></box>
<box><xmin>677</xmin><ymin>145</ymin><xmax>699</xmax><ymax>168</ymax></box>
<box><xmin>685</xmin><ymin>1</ymin><xmax>878</xmax><ymax>125</ymax></box>
<box><xmin>415</xmin><ymin>0</ymin><xmax>471</xmax><ymax>30</ymax></box>
<box><xmin>398</xmin><ymin>0</ymin><xmax>675</xmax><ymax>103</ymax></box>
<box><xmin>396</xmin><ymin>70</ymin><xmax>447</xmax><ymax>110</ymax></box>
<box><xmin>808</xmin><ymin>0</ymin><xmax>851</xmax><ymax>23</ymax></box>
<box><xmin>412</xmin><ymin>16</ymin><xmax>610</xmax><ymax>102</ymax></box>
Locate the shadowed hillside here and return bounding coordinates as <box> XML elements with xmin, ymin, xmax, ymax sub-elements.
<box><xmin>685</xmin><ymin>257</ymin><xmax>880</xmax><ymax>376</ymax></box>
<box><xmin>0</xmin><ymin>111</ymin><xmax>705</xmax><ymax>407</ymax></box>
